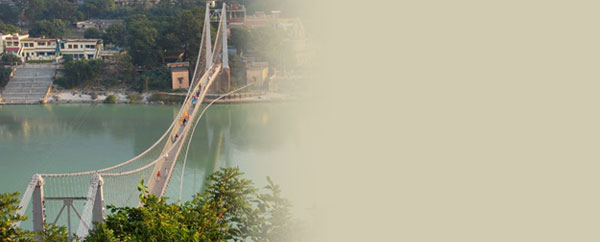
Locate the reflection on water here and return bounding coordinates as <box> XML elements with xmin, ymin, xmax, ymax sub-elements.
<box><xmin>0</xmin><ymin>103</ymin><xmax>306</xmax><ymax>212</ymax></box>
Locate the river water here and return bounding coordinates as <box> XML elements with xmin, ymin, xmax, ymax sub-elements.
<box><xmin>0</xmin><ymin>103</ymin><xmax>313</xmax><ymax>225</ymax></box>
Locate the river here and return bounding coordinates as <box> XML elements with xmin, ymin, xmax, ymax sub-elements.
<box><xmin>0</xmin><ymin>103</ymin><xmax>313</xmax><ymax>226</ymax></box>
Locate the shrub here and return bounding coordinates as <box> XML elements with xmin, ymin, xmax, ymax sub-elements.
<box><xmin>128</xmin><ymin>93</ymin><xmax>141</xmax><ymax>103</ymax></box>
<box><xmin>1</xmin><ymin>54</ymin><xmax>20</xmax><ymax>64</ymax></box>
<box><xmin>104</xmin><ymin>94</ymin><xmax>117</xmax><ymax>104</ymax></box>
<box><xmin>101</xmin><ymin>77</ymin><xmax>119</xmax><ymax>88</ymax></box>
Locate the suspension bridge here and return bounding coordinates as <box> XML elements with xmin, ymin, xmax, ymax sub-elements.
<box><xmin>13</xmin><ymin>3</ymin><xmax>237</xmax><ymax>239</ymax></box>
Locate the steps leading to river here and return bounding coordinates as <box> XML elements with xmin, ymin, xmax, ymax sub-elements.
<box><xmin>1</xmin><ymin>64</ymin><xmax>57</xmax><ymax>104</ymax></box>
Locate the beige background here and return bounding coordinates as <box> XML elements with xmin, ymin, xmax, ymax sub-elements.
<box><xmin>293</xmin><ymin>0</ymin><xmax>600</xmax><ymax>241</ymax></box>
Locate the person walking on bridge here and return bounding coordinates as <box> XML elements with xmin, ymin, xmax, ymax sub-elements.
<box><xmin>157</xmin><ymin>170</ymin><xmax>161</xmax><ymax>181</ymax></box>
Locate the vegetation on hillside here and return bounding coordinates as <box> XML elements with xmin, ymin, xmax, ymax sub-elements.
<box><xmin>0</xmin><ymin>167</ymin><xmax>306</xmax><ymax>241</ymax></box>
<box><xmin>2</xmin><ymin>0</ymin><xmax>301</xmax><ymax>91</ymax></box>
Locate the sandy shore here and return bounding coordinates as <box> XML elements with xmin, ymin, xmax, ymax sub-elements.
<box><xmin>46</xmin><ymin>90</ymin><xmax>293</xmax><ymax>104</ymax></box>
<box><xmin>46</xmin><ymin>91</ymin><xmax>137</xmax><ymax>104</ymax></box>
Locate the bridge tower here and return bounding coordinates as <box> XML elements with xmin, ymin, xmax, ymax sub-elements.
<box><xmin>210</xmin><ymin>3</ymin><xmax>231</xmax><ymax>93</ymax></box>
<box><xmin>31</xmin><ymin>174</ymin><xmax>45</xmax><ymax>233</ymax></box>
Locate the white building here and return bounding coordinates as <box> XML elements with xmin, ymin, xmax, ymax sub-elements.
<box><xmin>58</xmin><ymin>39</ymin><xmax>103</xmax><ymax>60</ymax></box>
<box><xmin>19</xmin><ymin>38</ymin><xmax>59</xmax><ymax>61</ymax></box>
<box><xmin>76</xmin><ymin>19</ymin><xmax>123</xmax><ymax>31</ymax></box>
<box><xmin>1</xmin><ymin>33</ymin><xmax>28</xmax><ymax>55</ymax></box>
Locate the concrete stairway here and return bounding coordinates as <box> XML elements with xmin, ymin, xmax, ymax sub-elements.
<box><xmin>1</xmin><ymin>64</ymin><xmax>57</xmax><ymax>104</ymax></box>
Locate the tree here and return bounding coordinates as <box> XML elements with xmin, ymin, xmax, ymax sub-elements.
<box><xmin>126</xmin><ymin>15</ymin><xmax>159</xmax><ymax>66</ymax></box>
<box><xmin>0</xmin><ymin>4</ymin><xmax>20</xmax><ymax>25</ymax></box>
<box><xmin>55</xmin><ymin>59</ymin><xmax>105</xmax><ymax>88</ymax></box>
<box><xmin>28</xmin><ymin>19</ymin><xmax>66</xmax><ymax>38</ymax></box>
<box><xmin>0</xmin><ymin>64</ymin><xmax>12</xmax><ymax>89</ymax></box>
<box><xmin>83</xmin><ymin>27</ymin><xmax>102</xmax><ymax>39</ymax></box>
<box><xmin>82</xmin><ymin>0</ymin><xmax>115</xmax><ymax>19</ymax></box>
<box><xmin>1</xmin><ymin>54</ymin><xmax>21</xmax><ymax>65</ymax></box>
<box><xmin>0</xmin><ymin>192</ymin><xmax>34</xmax><ymax>241</ymax></box>
<box><xmin>85</xmin><ymin>167</ymin><xmax>304</xmax><ymax>242</ymax></box>
<box><xmin>1</xmin><ymin>193</ymin><xmax>76</xmax><ymax>241</ymax></box>
<box><xmin>140</xmin><ymin>66</ymin><xmax>170</xmax><ymax>91</ymax></box>
<box><xmin>1</xmin><ymin>168</ymin><xmax>303</xmax><ymax>241</ymax></box>
<box><xmin>173</xmin><ymin>7</ymin><xmax>204</xmax><ymax>61</ymax></box>
<box><xmin>42</xmin><ymin>0</ymin><xmax>82</xmax><ymax>23</ymax></box>
<box><xmin>0</xmin><ymin>20</ymin><xmax>20</xmax><ymax>34</ymax></box>
<box><xmin>15</xmin><ymin>0</ymin><xmax>46</xmax><ymax>22</ymax></box>
<box><xmin>102</xmin><ymin>23</ymin><xmax>126</xmax><ymax>46</ymax></box>
<box><xmin>230</xmin><ymin>27</ymin><xmax>251</xmax><ymax>54</ymax></box>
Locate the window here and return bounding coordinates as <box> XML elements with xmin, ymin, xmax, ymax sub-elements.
<box><xmin>87</xmin><ymin>54</ymin><xmax>93</xmax><ymax>59</ymax></box>
<box><xmin>6</xmin><ymin>42</ymin><xmax>11</xmax><ymax>46</ymax></box>
<box><xmin>68</xmin><ymin>44</ymin><xmax>72</xmax><ymax>49</ymax></box>
<box><xmin>38</xmin><ymin>42</ymin><xmax>45</xmax><ymax>46</ymax></box>
<box><xmin>178</xmin><ymin>77</ymin><xmax>183</xmax><ymax>84</ymax></box>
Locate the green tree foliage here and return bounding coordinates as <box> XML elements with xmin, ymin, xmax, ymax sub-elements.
<box><xmin>140</xmin><ymin>66</ymin><xmax>170</xmax><ymax>91</ymax></box>
<box><xmin>55</xmin><ymin>59</ymin><xmax>105</xmax><ymax>88</ymax></box>
<box><xmin>1</xmin><ymin>54</ymin><xmax>21</xmax><ymax>65</ymax></box>
<box><xmin>42</xmin><ymin>0</ymin><xmax>82</xmax><ymax>23</ymax></box>
<box><xmin>126</xmin><ymin>14</ymin><xmax>159</xmax><ymax>66</ymax></box>
<box><xmin>230</xmin><ymin>27</ymin><xmax>251</xmax><ymax>54</ymax></box>
<box><xmin>229</xmin><ymin>55</ymin><xmax>246</xmax><ymax>88</ymax></box>
<box><xmin>0</xmin><ymin>192</ymin><xmax>34</xmax><ymax>241</ymax></box>
<box><xmin>102</xmin><ymin>23</ymin><xmax>126</xmax><ymax>46</ymax></box>
<box><xmin>15</xmin><ymin>0</ymin><xmax>46</xmax><ymax>22</ymax></box>
<box><xmin>85</xmin><ymin>167</ymin><xmax>303</xmax><ymax>242</ymax></box>
<box><xmin>0</xmin><ymin>4</ymin><xmax>20</xmax><ymax>25</ymax></box>
<box><xmin>83</xmin><ymin>27</ymin><xmax>102</xmax><ymax>39</ymax></box>
<box><xmin>0</xmin><ymin>20</ymin><xmax>20</xmax><ymax>34</ymax></box>
<box><xmin>104</xmin><ymin>94</ymin><xmax>117</xmax><ymax>104</ymax></box>
<box><xmin>0</xmin><ymin>193</ymin><xmax>76</xmax><ymax>241</ymax></box>
<box><xmin>0</xmin><ymin>168</ymin><xmax>303</xmax><ymax>241</ymax></box>
<box><xmin>28</xmin><ymin>19</ymin><xmax>66</xmax><ymax>38</ymax></box>
<box><xmin>82</xmin><ymin>0</ymin><xmax>115</xmax><ymax>19</ymax></box>
<box><xmin>0</xmin><ymin>66</ymin><xmax>12</xmax><ymax>89</ymax></box>
<box><xmin>173</xmin><ymin>7</ymin><xmax>204</xmax><ymax>61</ymax></box>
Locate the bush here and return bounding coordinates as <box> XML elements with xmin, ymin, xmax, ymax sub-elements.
<box><xmin>85</xmin><ymin>167</ymin><xmax>303</xmax><ymax>242</ymax></box>
<box><xmin>104</xmin><ymin>94</ymin><xmax>117</xmax><ymax>104</ymax></box>
<box><xmin>100</xmin><ymin>77</ymin><xmax>119</xmax><ymax>88</ymax></box>
<box><xmin>1</xmin><ymin>54</ymin><xmax>20</xmax><ymax>65</ymax></box>
<box><xmin>147</xmin><ymin>93</ymin><xmax>185</xmax><ymax>103</ymax></box>
<box><xmin>83</xmin><ymin>27</ymin><xmax>102</xmax><ymax>39</ymax></box>
<box><xmin>26</xmin><ymin>59</ymin><xmax>53</xmax><ymax>64</ymax></box>
<box><xmin>0</xmin><ymin>168</ymin><xmax>305</xmax><ymax>241</ymax></box>
<box><xmin>0</xmin><ymin>66</ymin><xmax>11</xmax><ymax>88</ymax></box>
<box><xmin>58</xmin><ymin>59</ymin><xmax>105</xmax><ymax>88</ymax></box>
<box><xmin>127</xmin><ymin>93</ymin><xmax>141</xmax><ymax>103</ymax></box>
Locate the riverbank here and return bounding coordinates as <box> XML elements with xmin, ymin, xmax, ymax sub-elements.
<box><xmin>42</xmin><ymin>90</ymin><xmax>294</xmax><ymax>105</ymax></box>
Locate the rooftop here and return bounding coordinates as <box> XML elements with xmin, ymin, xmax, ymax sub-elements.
<box><xmin>61</xmin><ymin>39</ymin><xmax>102</xmax><ymax>42</ymax></box>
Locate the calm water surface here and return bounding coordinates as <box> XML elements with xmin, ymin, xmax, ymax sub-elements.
<box><xmin>0</xmin><ymin>103</ymin><xmax>312</xmax><ymax>221</ymax></box>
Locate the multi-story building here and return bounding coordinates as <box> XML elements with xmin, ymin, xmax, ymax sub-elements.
<box><xmin>58</xmin><ymin>39</ymin><xmax>103</xmax><ymax>60</ymax></box>
<box><xmin>0</xmin><ymin>34</ymin><xmax>8</xmax><ymax>54</ymax></box>
<box><xmin>76</xmin><ymin>19</ymin><xmax>123</xmax><ymax>31</ymax></box>
<box><xmin>2</xmin><ymin>33</ymin><xmax>29</xmax><ymax>55</ymax></box>
<box><xmin>19</xmin><ymin>38</ymin><xmax>59</xmax><ymax>61</ymax></box>
<box><xmin>114</xmin><ymin>0</ymin><xmax>160</xmax><ymax>7</ymax></box>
